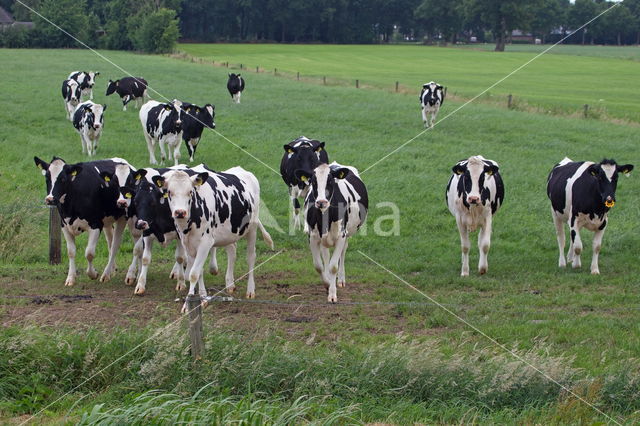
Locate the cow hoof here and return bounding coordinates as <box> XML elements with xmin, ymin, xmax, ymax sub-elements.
<box><xmin>479</xmin><ymin>267</ymin><xmax>487</xmax><ymax>275</ymax></box>
<box><xmin>169</xmin><ymin>271</ymin><xmax>177</xmax><ymax>280</ymax></box>
<box><xmin>87</xmin><ymin>269</ymin><xmax>98</xmax><ymax>280</ymax></box>
<box><xmin>209</xmin><ymin>267</ymin><xmax>219</xmax><ymax>275</ymax></box>
<box><xmin>460</xmin><ymin>271</ymin><xmax>469</xmax><ymax>277</ymax></box>
<box><xmin>246</xmin><ymin>292</ymin><xmax>255</xmax><ymax>299</ymax></box>
<box><xmin>134</xmin><ymin>286</ymin><xmax>145</xmax><ymax>296</ymax></box>
<box><xmin>64</xmin><ymin>278</ymin><xmax>75</xmax><ymax>287</ymax></box>
<box><xmin>327</xmin><ymin>295</ymin><xmax>337</xmax><ymax>303</ymax></box>
<box><xmin>226</xmin><ymin>285</ymin><xmax>236</xmax><ymax>294</ymax></box>
<box><xmin>337</xmin><ymin>281</ymin><xmax>345</xmax><ymax>288</ymax></box>
<box><xmin>175</xmin><ymin>282</ymin><xmax>186</xmax><ymax>292</ymax></box>
<box><xmin>591</xmin><ymin>269</ymin><xmax>600</xmax><ymax>275</ymax></box>
<box><xmin>125</xmin><ymin>275</ymin><xmax>136</xmax><ymax>285</ymax></box>
<box><xmin>180</xmin><ymin>303</ymin><xmax>188</xmax><ymax>314</ymax></box>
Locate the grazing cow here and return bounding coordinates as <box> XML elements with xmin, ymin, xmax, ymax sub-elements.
<box><xmin>105</xmin><ymin>77</ymin><xmax>149</xmax><ymax>111</ymax></box>
<box><xmin>140</xmin><ymin>99</ymin><xmax>184</xmax><ymax>165</ymax></box>
<box><xmin>73</xmin><ymin>101</ymin><xmax>107</xmax><ymax>157</ymax></box>
<box><xmin>446</xmin><ymin>156</ymin><xmax>504</xmax><ymax>276</ymax></box>
<box><xmin>280</xmin><ymin>136</ymin><xmax>329</xmax><ymax>230</ymax></box>
<box><xmin>33</xmin><ymin>156</ymin><xmax>129</xmax><ymax>286</ymax></box>
<box><xmin>296</xmin><ymin>162</ymin><xmax>368</xmax><ymax>303</ymax></box>
<box><xmin>61</xmin><ymin>79</ymin><xmax>82</xmax><ymax>120</ymax></box>
<box><xmin>547</xmin><ymin>157</ymin><xmax>633</xmax><ymax>274</ymax></box>
<box><xmin>68</xmin><ymin>71</ymin><xmax>99</xmax><ymax>100</ymax></box>
<box><xmin>227</xmin><ymin>73</ymin><xmax>245</xmax><ymax>103</ymax></box>
<box><xmin>153</xmin><ymin>167</ymin><xmax>273</xmax><ymax>310</ymax></box>
<box><xmin>181</xmin><ymin>102</ymin><xmax>215</xmax><ymax>162</ymax></box>
<box><xmin>420</xmin><ymin>81</ymin><xmax>445</xmax><ymax>128</ymax></box>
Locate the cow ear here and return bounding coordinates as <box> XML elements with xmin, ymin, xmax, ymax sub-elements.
<box><xmin>295</xmin><ymin>169</ymin><xmax>311</xmax><ymax>183</ymax></box>
<box><xmin>102</xmin><ymin>104</ymin><xmax>107</xmax><ymax>111</ymax></box>
<box><xmin>452</xmin><ymin>164</ymin><xmax>466</xmax><ymax>175</ymax></box>
<box><xmin>67</xmin><ymin>165</ymin><xmax>82</xmax><ymax>180</ymax></box>
<box><xmin>587</xmin><ymin>164</ymin><xmax>600</xmax><ymax>177</ymax></box>
<box><xmin>331</xmin><ymin>167</ymin><xmax>350</xmax><ymax>180</ymax></box>
<box><xmin>284</xmin><ymin>144</ymin><xmax>296</xmax><ymax>154</ymax></box>
<box><xmin>484</xmin><ymin>165</ymin><xmax>499</xmax><ymax>176</ymax></box>
<box><xmin>315</xmin><ymin>142</ymin><xmax>325</xmax><ymax>152</ymax></box>
<box><xmin>34</xmin><ymin>156</ymin><xmax>49</xmax><ymax>174</ymax></box>
<box><xmin>193</xmin><ymin>172</ymin><xmax>209</xmax><ymax>187</ymax></box>
<box><xmin>122</xmin><ymin>186</ymin><xmax>134</xmax><ymax>199</ymax></box>
<box><xmin>99</xmin><ymin>171</ymin><xmax>113</xmax><ymax>186</ymax></box>
<box><xmin>152</xmin><ymin>175</ymin><xmax>165</xmax><ymax>189</ymax></box>
<box><xmin>95</xmin><ymin>72</ymin><xmax>100</xmax><ymax>76</ymax></box>
<box><xmin>618</xmin><ymin>164</ymin><xmax>634</xmax><ymax>175</ymax></box>
<box><xmin>134</xmin><ymin>169</ymin><xmax>148</xmax><ymax>183</ymax></box>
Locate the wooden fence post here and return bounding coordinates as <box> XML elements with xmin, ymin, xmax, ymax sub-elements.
<box><xmin>356</xmin><ymin>79</ymin><xmax>359</xmax><ymax>88</ymax></box>
<box><xmin>274</xmin><ymin>68</ymin><xmax>277</xmax><ymax>75</ymax></box>
<box><xmin>395</xmin><ymin>81</ymin><xmax>399</xmax><ymax>92</ymax></box>
<box><xmin>187</xmin><ymin>294</ymin><xmax>204</xmax><ymax>360</ymax></box>
<box><xmin>297</xmin><ymin>72</ymin><xmax>300</xmax><ymax>80</ymax></box>
<box><xmin>583</xmin><ymin>104</ymin><xmax>589</xmax><ymax>118</ymax></box>
<box><xmin>507</xmin><ymin>94</ymin><xmax>513</xmax><ymax>109</ymax></box>
<box><xmin>49</xmin><ymin>206</ymin><xmax>61</xmax><ymax>265</ymax></box>
<box><xmin>323</xmin><ymin>76</ymin><xmax>326</xmax><ymax>85</ymax></box>
<box><xmin>256</xmin><ymin>66</ymin><xmax>259</xmax><ymax>73</ymax></box>
<box><xmin>240</xmin><ymin>64</ymin><xmax>243</xmax><ymax>70</ymax></box>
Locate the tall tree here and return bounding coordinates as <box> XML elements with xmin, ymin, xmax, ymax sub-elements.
<box><xmin>415</xmin><ymin>0</ymin><xmax>464</xmax><ymax>44</ymax></box>
<box><xmin>468</xmin><ymin>0</ymin><xmax>539</xmax><ymax>51</ymax></box>
<box><xmin>30</xmin><ymin>0</ymin><xmax>90</xmax><ymax>47</ymax></box>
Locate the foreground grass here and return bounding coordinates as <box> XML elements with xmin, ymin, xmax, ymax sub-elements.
<box><xmin>1</xmin><ymin>47</ymin><xmax>639</xmax><ymax>422</ymax></box>
<box><xmin>179</xmin><ymin>43</ymin><xmax>640</xmax><ymax>122</ymax></box>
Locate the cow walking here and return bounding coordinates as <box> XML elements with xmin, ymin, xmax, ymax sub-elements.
<box><xmin>420</xmin><ymin>81</ymin><xmax>445</xmax><ymax>128</ymax></box>
<box><xmin>182</xmin><ymin>102</ymin><xmax>215</xmax><ymax>162</ymax></box>
<box><xmin>68</xmin><ymin>71</ymin><xmax>99</xmax><ymax>100</ymax></box>
<box><xmin>227</xmin><ymin>73</ymin><xmax>245</xmax><ymax>104</ymax></box>
<box><xmin>73</xmin><ymin>101</ymin><xmax>107</xmax><ymax>157</ymax></box>
<box><xmin>106</xmin><ymin>77</ymin><xmax>149</xmax><ymax>111</ymax></box>
<box><xmin>296</xmin><ymin>162</ymin><xmax>368</xmax><ymax>303</ymax></box>
<box><xmin>62</xmin><ymin>79</ymin><xmax>82</xmax><ymax>121</ymax></box>
<box><xmin>446</xmin><ymin>156</ymin><xmax>504</xmax><ymax>276</ymax></box>
<box><xmin>139</xmin><ymin>99</ymin><xmax>184</xmax><ymax>165</ymax></box>
<box><xmin>547</xmin><ymin>157</ymin><xmax>633</xmax><ymax>274</ymax></box>
<box><xmin>34</xmin><ymin>156</ymin><xmax>128</xmax><ymax>286</ymax></box>
<box><xmin>280</xmin><ymin>136</ymin><xmax>329</xmax><ymax>231</ymax></box>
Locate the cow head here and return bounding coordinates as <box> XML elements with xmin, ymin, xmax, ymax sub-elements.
<box><xmin>284</xmin><ymin>139</ymin><xmax>327</xmax><ymax>189</ymax></box>
<box><xmin>163</xmin><ymin>99</ymin><xmax>183</xmax><ymax>129</ymax></box>
<box><xmin>64</xmin><ymin>79</ymin><xmax>81</xmax><ymax>102</ymax></box>
<box><xmin>100</xmin><ymin>164</ymin><xmax>142</xmax><ymax>210</ymax></box>
<box><xmin>153</xmin><ymin>170</ymin><xmax>209</xmax><ymax>220</ymax></box>
<box><xmin>586</xmin><ymin>159</ymin><xmax>634</xmax><ymax>208</ymax></box>
<box><xmin>87</xmin><ymin>103</ymin><xmax>107</xmax><ymax>130</ymax></box>
<box><xmin>183</xmin><ymin>103</ymin><xmax>215</xmax><ymax>129</ymax></box>
<box><xmin>34</xmin><ymin>156</ymin><xmax>81</xmax><ymax>205</ymax></box>
<box><xmin>132</xmin><ymin>180</ymin><xmax>165</xmax><ymax>230</ymax></box>
<box><xmin>296</xmin><ymin>164</ymin><xmax>350</xmax><ymax>212</ymax></box>
<box><xmin>87</xmin><ymin>71</ymin><xmax>99</xmax><ymax>88</ymax></box>
<box><xmin>452</xmin><ymin>156</ymin><xmax>499</xmax><ymax>207</ymax></box>
<box><xmin>421</xmin><ymin>81</ymin><xmax>444</xmax><ymax>106</ymax></box>
<box><xmin>105</xmin><ymin>79</ymin><xmax>118</xmax><ymax>96</ymax></box>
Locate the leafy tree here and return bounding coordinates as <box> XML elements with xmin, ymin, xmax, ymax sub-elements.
<box><xmin>468</xmin><ymin>0</ymin><xmax>539</xmax><ymax>51</ymax></box>
<box><xmin>30</xmin><ymin>0</ymin><xmax>90</xmax><ymax>48</ymax></box>
<box><xmin>531</xmin><ymin>0</ymin><xmax>569</xmax><ymax>43</ymax></box>
<box><xmin>415</xmin><ymin>0</ymin><xmax>464</xmax><ymax>44</ymax></box>
<box><xmin>568</xmin><ymin>0</ymin><xmax>598</xmax><ymax>44</ymax></box>
<box><xmin>131</xmin><ymin>7</ymin><xmax>180</xmax><ymax>53</ymax></box>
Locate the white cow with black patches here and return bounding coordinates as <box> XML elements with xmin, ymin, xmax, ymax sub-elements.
<box><xmin>139</xmin><ymin>99</ymin><xmax>184</xmax><ymax>165</ymax></box>
<box><xmin>420</xmin><ymin>81</ymin><xmax>445</xmax><ymax>128</ymax></box>
<box><xmin>446</xmin><ymin>155</ymin><xmax>504</xmax><ymax>276</ymax></box>
<box><xmin>68</xmin><ymin>71</ymin><xmax>99</xmax><ymax>100</ymax></box>
<box><xmin>154</xmin><ymin>167</ymin><xmax>273</xmax><ymax>311</ymax></box>
<box><xmin>296</xmin><ymin>162</ymin><xmax>368</xmax><ymax>303</ymax></box>
<box><xmin>547</xmin><ymin>157</ymin><xmax>633</xmax><ymax>274</ymax></box>
<box><xmin>73</xmin><ymin>101</ymin><xmax>107</xmax><ymax>156</ymax></box>
<box><xmin>62</xmin><ymin>79</ymin><xmax>81</xmax><ymax>121</ymax></box>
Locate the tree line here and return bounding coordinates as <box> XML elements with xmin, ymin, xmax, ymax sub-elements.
<box><xmin>2</xmin><ymin>0</ymin><xmax>640</xmax><ymax>51</ymax></box>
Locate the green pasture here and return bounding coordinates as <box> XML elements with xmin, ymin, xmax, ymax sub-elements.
<box><xmin>1</xmin><ymin>47</ymin><xmax>639</xmax><ymax>423</ymax></box>
<box><xmin>452</xmin><ymin>42</ymin><xmax>640</xmax><ymax>60</ymax></box>
<box><xmin>179</xmin><ymin>43</ymin><xmax>640</xmax><ymax>123</ymax></box>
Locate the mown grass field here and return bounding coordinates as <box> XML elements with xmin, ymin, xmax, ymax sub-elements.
<box><xmin>1</xmin><ymin>46</ymin><xmax>639</xmax><ymax>424</ymax></box>
<box><xmin>179</xmin><ymin>43</ymin><xmax>640</xmax><ymax>123</ymax></box>
<box><xmin>452</xmin><ymin>42</ymin><xmax>640</xmax><ymax>60</ymax></box>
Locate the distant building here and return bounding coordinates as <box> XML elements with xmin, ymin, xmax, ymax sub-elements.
<box><xmin>511</xmin><ymin>29</ymin><xmax>533</xmax><ymax>43</ymax></box>
<box><xmin>0</xmin><ymin>6</ymin><xmax>34</xmax><ymax>30</ymax></box>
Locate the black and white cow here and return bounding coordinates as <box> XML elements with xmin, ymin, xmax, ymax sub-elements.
<box><xmin>296</xmin><ymin>162</ymin><xmax>368</xmax><ymax>303</ymax></box>
<box><xmin>33</xmin><ymin>156</ymin><xmax>129</xmax><ymax>286</ymax></box>
<box><xmin>139</xmin><ymin>99</ymin><xmax>184</xmax><ymax>165</ymax></box>
<box><xmin>73</xmin><ymin>101</ymin><xmax>107</xmax><ymax>157</ymax></box>
<box><xmin>446</xmin><ymin>156</ymin><xmax>504</xmax><ymax>276</ymax></box>
<box><xmin>105</xmin><ymin>77</ymin><xmax>149</xmax><ymax>111</ymax></box>
<box><xmin>547</xmin><ymin>157</ymin><xmax>633</xmax><ymax>274</ymax></box>
<box><xmin>61</xmin><ymin>79</ymin><xmax>82</xmax><ymax>120</ymax></box>
<box><xmin>181</xmin><ymin>102</ymin><xmax>215</xmax><ymax>162</ymax></box>
<box><xmin>153</xmin><ymin>166</ymin><xmax>273</xmax><ymax>310</ymax></box>
<box><xmin>227</xmin><ymin>73</ymin><xmax>245</xmax><ymax>104</ymax></box>
<box><xmin>280</xmin><ymin>136</ymin><xmax>329</xmax><ymax>231</ymax></box>
<box><xmin>420</xmin><ymin>81</ymin><xmax>445</xmax><ymax>128</ymax></box>
<box><xmin>68</xmin><ymin>71</ymin><xmax>99</xmax><ymax>100</ymax></box>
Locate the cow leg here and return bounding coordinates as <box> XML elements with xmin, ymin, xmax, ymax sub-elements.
<box><xmin>208</xmin><ymin>247</ymin><xmax>219</xmax><ymax>275</ymax></box>
<box><xmin>245</xmin><ymin>227</ymin><xmax>258</xmax><ymax>299</ymax></box>
<box><xmin>126</xmin><ymin>235</ymin><xmax>144</xmax><ymax>285</ymax></box>
<box><xmin>456</xmin><ymin>217</ymin><xmax>471</xmax><ymax>277</ymax></box>
<box><xmin>122</xmin><ymin>95</ymin><xmax>130</xmax><ymax>111</ymax></box>
<box><xmin>320</xmin><ymin>245</ymin><xmax>331</xmax><ymax>290</ymax></box>
<box><xmin>135</xmin><ymin>236</ymin><xmax>153</xmax><ymax>295</ymax></box>
<box><xmin>569</xmin><ymin>218</ymin><xmax>583</xmax><ymax>269</ymax></box>
<box><xmin>421</xmin><ymin>107</ymin><xmax>428</xmax><ymax>128</ymax></box>
<box><xmin>172</xmin><ymin>142</ymin><xmax>181</xmax><ymax>166</ymax></box>
<box><xmin>158</xmin><ymin>141</ymin><xmax>167</xmax><ymax>165</ymax></box>
<box><xmin>62</xmin><ymin>227</ymin><xmax>77</xmax><ymax>286</ymax></box>
<box><xmin>477</xmin><ymin>217</ymin><xmax>492</xmax><ymax>275</ymax></box>
<box><xmin>103</xmin><ymin>223</ymin><xmax>114</xmax><ymax>252</ymax></box>
<box><xmin>591</xmin><ymin>225</ymin><xmax>606</xmax><ymax>275</ymax></box>
<box><xmin>224</xmin><ymin>243</ymin><xmax>237</xmax><ymax>293</ymax></box>
<box><xmin>186</xmin><ymin>140</ymin><xmax>195</xmax><ymax>162</ymax></box>
<box><xmin>89</xmin><ymin>88</ymin><xmax>93</xmax><ymax>100</ymax></box>
<box><xmin>80</xmin><ymin>133</ymin><xmax>88</xmax><ymax>155</ymax></box>
<box><xmin>173</xmin><ymin>242</ymin><xmax>186</xmax><ymax>291</ymax></box>
<box><xmin>552</xmin><ymin>210</ymin><xmax>566</xmax><ymax>268</ymax></box>
<box><xmin>292</xmin><ymin>197</ymin><xmax>302</xmax><ymax>231</ymax></box>
<box><xmin>85</xmin><ymin>228</ymin><xmax>101</xmax><ymax>280</ymax></box>
<box><xmin>309</xmin><ymin>237</ymin><xmax>326</xmax><ymax>286</ymax></box>
<box><xmin>327</xmin><ymin>237</ymin><xmax>348</xmax><ymax>302</ymax></box>
<box><xmin>187</xmin><ymin>243</ymin><xmax>212</xmax><ymax>297</ymax></box>
<box><xmin>145</xmin><ymin>134</ymin><xmax>158</xmax><ymax>165</ymax></box>
<box><xmin>337</xmin><ymin>240</ymin><xmax>349</xmax><ymax>287</ymax></box>
<box><xmin>100</xmin><ymin>217</ymin><xmax>126</xmax><ymax>282</ymax></box>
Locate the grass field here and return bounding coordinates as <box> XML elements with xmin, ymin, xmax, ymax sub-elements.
<box><xmin>179</xmin><ymin>43</ymin><xmax>640</xmax><ymax>123</ymax></box>
<box><xmin>1</xmin><ymin>47</ymin><xmax>640</xmax><ymax>424</ymax></box>
<box><xmin>452</xmin><ymin>42</ymin><xmax>640</xmax><ymax>60</ymax></box>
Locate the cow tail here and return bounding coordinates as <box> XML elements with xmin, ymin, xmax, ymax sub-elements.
<box><xmin>257</xmin><ymin>219</ymin><xmax>274</xmax><ymax>250</ymax></box>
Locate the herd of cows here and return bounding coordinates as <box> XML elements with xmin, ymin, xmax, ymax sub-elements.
<box><xmin>38</xmin><ymin>69</ymin><xmax>635</xmax><ymax>306</ymax></box>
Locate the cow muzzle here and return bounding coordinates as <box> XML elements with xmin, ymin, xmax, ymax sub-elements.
<box><xmin>135</xmin><ymin>220</ymin><xmax>149</xmax><ymax>230</ymax></box>
<box><xmin>467</xmin><ymin>195</ymin><xmax>480</xmax><ymax>205</ymax></box>
<box><xmin>315</xmin><ymin>200</ymin><xmax>329</xmax><ymax>210</ymax></box>
<box><xmin>174</xmin><ymin>209</ymin><xmax>187</xmax><ymax>219</ymax></box>
<box><xmin>93</xmin><ymin>124</ymin><xmax>101</xmax><ymax>130</ymax></box>
<box><xmin>45</xmin><ymin>195</ymin><xmax>56</xmax><ymax>205</ymax></box>
<box><xmin>117</xmin><ymin>199</ymin><xmax>129</xmax><ymax>209</ymax></box>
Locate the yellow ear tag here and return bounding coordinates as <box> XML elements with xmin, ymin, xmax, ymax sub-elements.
<box><xmin>37</xmin><ymin>164</ymin><xmax>42</xmax><ymax>169</ymax></box>
<box><xmin>339</xmin><ymin>171</ymin><xmax>345</xmax><ymax>179</ymax></box>
<box><xmin>135</xmin><ymin>174</ymin><xmax>141</xmax><ymax>181</ymax></box>
<box><xmin>486</xmin><ymin>170</ymin><xmax>493</xmax><ymax>176</ymax></box>
<box><xmin>156</xmin><ymin>181</ymin><xmax>163</xmax><ymax>188</ymax></box>
<box><xmin>163</xmin><ymin>193</ymin><xmax>168</xmax><ymax>198</ymax></box>
<box><xmin>71</xmin><ymin>170</ymin><xmax>78</xmax><ymax>176</ymax></box>
<box><xmin>125</xmin><ymin>192</ymin><xmax>132</xmax><ymax>199</ymax></box>
<box><xmin>300</xmin><ymin>175</ymin><xmax>308</xmax><ymax>182</ymax></box>
<box><xmin>104</xmin><ymin>176</ymin><xmax>110</xmax><ymax>182</ymax></box>
<box><xmin>165</xmin><ymin>106</ymin><xmax>171</xmax><ymax>111</ymax></box>
<box><xmin>318</xmin><ymin>147</ymin><xmax>323</xmax><ymax>151</ymax></box>
<box><xmin>287</xmin><ymin>149</ymin><xmax>293</xmax><ymax>153</ymax></box>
